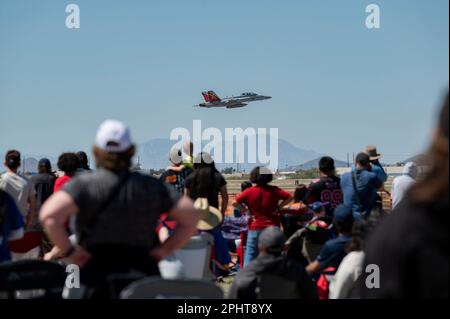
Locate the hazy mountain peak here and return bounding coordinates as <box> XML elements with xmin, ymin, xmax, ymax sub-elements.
<box><xmin>137</xmin><ymin>137</ymin><xmax>323</xmax><ymax>170</ymax></box>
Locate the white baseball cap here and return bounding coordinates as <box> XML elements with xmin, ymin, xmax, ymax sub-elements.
<box><xmin>95</xmin><ymin>120</ymin><xmax>133</xmax><ymax>153</ymax></box>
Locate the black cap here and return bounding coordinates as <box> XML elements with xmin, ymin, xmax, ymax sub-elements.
<box><xmin>38</xmin><ymin>158</ymin><xmax>51</xmax><ymax>170</ymax></box>
<box><xmin>258</xmin><ymin>226</ymin><xmax>286</xmax><ymax>254</ymax></box>
<box><xmin>355</xmin><ymin>152</ymin><xmax>370</xmax><ymax>166</ymax></box>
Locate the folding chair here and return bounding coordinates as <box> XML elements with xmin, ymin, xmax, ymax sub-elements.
<box><xmin>0</xmin><ymin>260</ymin><xmax>66</xmax><ymax>299</ymax></box>
<box><xmin>120</xmin><ymin>276</ymin><xmax>223</xmax><ymax>299</ymax></box>
<box><xmin>172</xmin><ymin>233</ymin><xmax>215</xmax><ymax>280</ymax></box>
<box><xmin>302</xmin><ymin>236</ymin><xmax>325</xmax><ymax>263</ymax></box>
<box><xmin>301</xmin><ymin>225</ymin><xmax>330</xmax><ymax>263</ymax></box>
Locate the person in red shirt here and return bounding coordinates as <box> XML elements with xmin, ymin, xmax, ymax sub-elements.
<box><xmin>54</xmin><ymin>153</ymin><xmax>81</xmax><ymax>192</ymax></box>
<box><xmin>233</xmin><ymin>166</ymin><xmax>293</xmax><ymax>266</ymax></box>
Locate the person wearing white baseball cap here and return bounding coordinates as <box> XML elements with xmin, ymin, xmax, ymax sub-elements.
<box><xmin>92</xmin><ymin>119</ymin><xmax>136</xmax><ymax>172</ymax></box>
<box><xmin>40</xmin><ymin>119</ymin><xmax>199</xmax><ymax>298</ymax></box>
<box><xmin>95</xmin><ymin>120</ymin><xmax>133</xmax><ymax>152</ymax></box>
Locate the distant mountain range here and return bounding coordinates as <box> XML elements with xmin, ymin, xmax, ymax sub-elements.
<box><xmin>7</xmin><ymin>141</ymin><xmax>423</xmax><ymax>173</ymax></box>
<box><xmin>137</xmin><ymin>137</ymin><xmax>325</xmax><ymax>171</ymax></box>
<box><xmin>0</xmin><ymin>139</ymin><xmax>340</xmax><ymax>173</ymax></box>
<box><xmin>286</xmin><ymin>157</ymin><xmax>349</xmax><ymax>171</ymax></box>
<box><xmin>400</xmin><ymin>153</ymin><xmax>430</xmax><ymax>165</ymax></box>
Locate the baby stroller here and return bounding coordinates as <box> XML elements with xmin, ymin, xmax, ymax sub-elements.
<box><xmin>285</xmin><ymin>202</ymin><xmax>333</xmax><ymax>265</ymax></box>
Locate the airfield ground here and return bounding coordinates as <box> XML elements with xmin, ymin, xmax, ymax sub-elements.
<box><xmin>222</xmin><ymin>176</ymin><xmax>394</xmax><ymax>215</ymax></box>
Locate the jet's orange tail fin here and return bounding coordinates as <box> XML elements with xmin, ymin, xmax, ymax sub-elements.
<box><xmin>207</xmin><ymin>91</ymin><xmax>221</xmax><ymax>102</ymax></box>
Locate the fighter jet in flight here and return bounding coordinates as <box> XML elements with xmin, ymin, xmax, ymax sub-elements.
<box><xmin>195</xmin><ymin>91</ymin><xmax>272</xmax><ymax>109</ymax></box>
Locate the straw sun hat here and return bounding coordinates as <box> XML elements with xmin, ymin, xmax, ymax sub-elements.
<box><xmin>194</xmin><ymin>198</ymin><xmax>222</xmax><ymax>231</ymax></box>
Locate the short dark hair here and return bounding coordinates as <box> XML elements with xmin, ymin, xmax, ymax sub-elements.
<box><xmin>76</xmin><ymin>151</ymin><xmax>90</xmax><ymax>170</ymax></box>
<box><xmin>250</xmin><ymin>166</ymin><xmax>273</xmax><ymax>185</ymax></box>
<box><xmin>346</xmin><ymin>218</ymin><xmax>379</xmax><ymax>252</ymax></box>
<box><xmin>241</xmin><ymin>181</ymin><xmax>253</xmax><ymax>192</ymax></box>
<box><xmin>319</xmin><ymin>156</ymin><xmax>335</xmax><ymax>175</ymax></box>
<box><xmin>355</xmin><ymin>152</ymin><xmax>371</xmax><ymax>167</ymax></box>
<box><xmin>38</xmin><ymin>158</ymin><xmax>52</xmax><ymax>174</ymax></box>
<box><xmin>293</xmin><ymin>184</ymin><xmax>307</xmax><ymax>202</ymax></box>
<box><xmin>57</xmin><ymin>153</ymin><xmax>81</xmax><ymax>176</ymax></box>
<box><xmin>334</xmin><ymin>217</ymin><xmax>354</xmax><ymax>234</ymax></box>
<box><xmin>5</xmin><ymin>150</ymin><xmax>21</xmax><ymax>170</ymax></box>
<box><xmin>193</xmin><ymin>152</ymin><xmax>216</xmax><ymax>170</ymax></box>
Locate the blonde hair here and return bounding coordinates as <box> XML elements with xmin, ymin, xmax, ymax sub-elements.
<box><xmin>92</xmin><ymin>145</ymin><xmax>135</xmax><ymax>172</ymax></box>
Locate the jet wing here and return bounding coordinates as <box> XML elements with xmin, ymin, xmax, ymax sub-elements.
<box><xmin>225</xmin><ymin>99</ymin><xmax>242</xmax><ymax>106</ymax></box>
<box><xmin>226</xmin><ymin>103</ymin><xmax>247</xmax><ymax>108</ymax></box>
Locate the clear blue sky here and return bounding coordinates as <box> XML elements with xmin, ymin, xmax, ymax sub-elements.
<box><xmin>0</xmin><ymin>0</ymin><xmax>448</xmax><ymax>163</ymax></box>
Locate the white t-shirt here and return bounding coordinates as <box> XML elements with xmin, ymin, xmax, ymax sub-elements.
<box><xmin>0</xmin><ymin>172</ymin><xmax>36</xmax><ymax>221</ymax></box>
<box><xmin>329</xmin><ymin>251</ymin><xmax>365</xmax><ymax>299</ymax></box>
<box><xmin>391</xmin><ymin>175</ymin><xmax>416</xmax><ymax>209</ymax></box>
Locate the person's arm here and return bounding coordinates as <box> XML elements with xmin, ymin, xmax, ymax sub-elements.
<box><xmin>306</xmin><ymin>260</ymin><xmax>322</xmax><ymax>274</ymax></box>
<box><xmin>233</xmin><ymin>190</ymin><xmax>249</xmax><ymax>214</ymax></box>
<box><xmin>40</xmin><ymin>191</ymin><xmax>92</xmax><ymax>266</ymax></box>
<box><xmin>306</xmin><ymin>242</ymin><xmax>331</xmax><ymax>274</ymax></box>
<box><xmin>302</xmin><ymin>183</ymin><xmax>316</xmax><ymax>205</ymax></box>
<box><xmin>232</xmin><ymin>201</ymin><xmax>248</xmax><ymax>213</ymax></box>
<box><xmin>150</xmin><ymin>196</ymin><xmax>199</xmax><ymax>261</ymax></box>
<box><xmin>277</xmin><ymin>188</ymin><xmax>294</xmax><ymax>210</ymax></box>
<box><xmin>278</xmin><ymin>196</ymin><xmax>293</xmax><ymax>210</ymax></box>
<box><xmin>5</xmin><ymin>194</ymin><xmax>25</xmax><ymax>241</ymax></box>
<box><xmin>372</xmin><ymin>160</ymin><xmax>387</xmax><ymax>183</ymax></box>
<box><xmin>372</xmin><ymin>173</ymin><xmax>383</xmax><ymax>190</ymax></box>
<box><xmin>219</xmin><ymin>185</ymin><xmax>228</xmax><ymax>216</ymax></box>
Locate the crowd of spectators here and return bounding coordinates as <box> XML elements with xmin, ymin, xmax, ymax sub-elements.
<box><xmin>0</xmin><ymin>94</ymin><xmax>448</xmax><ymax>299</ymax></box>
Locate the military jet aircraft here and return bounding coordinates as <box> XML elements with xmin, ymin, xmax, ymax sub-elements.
<box><xmin>195</xmin><ymin>91</ymin><xmax>272</xmax><ymax>108</ymax></box>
